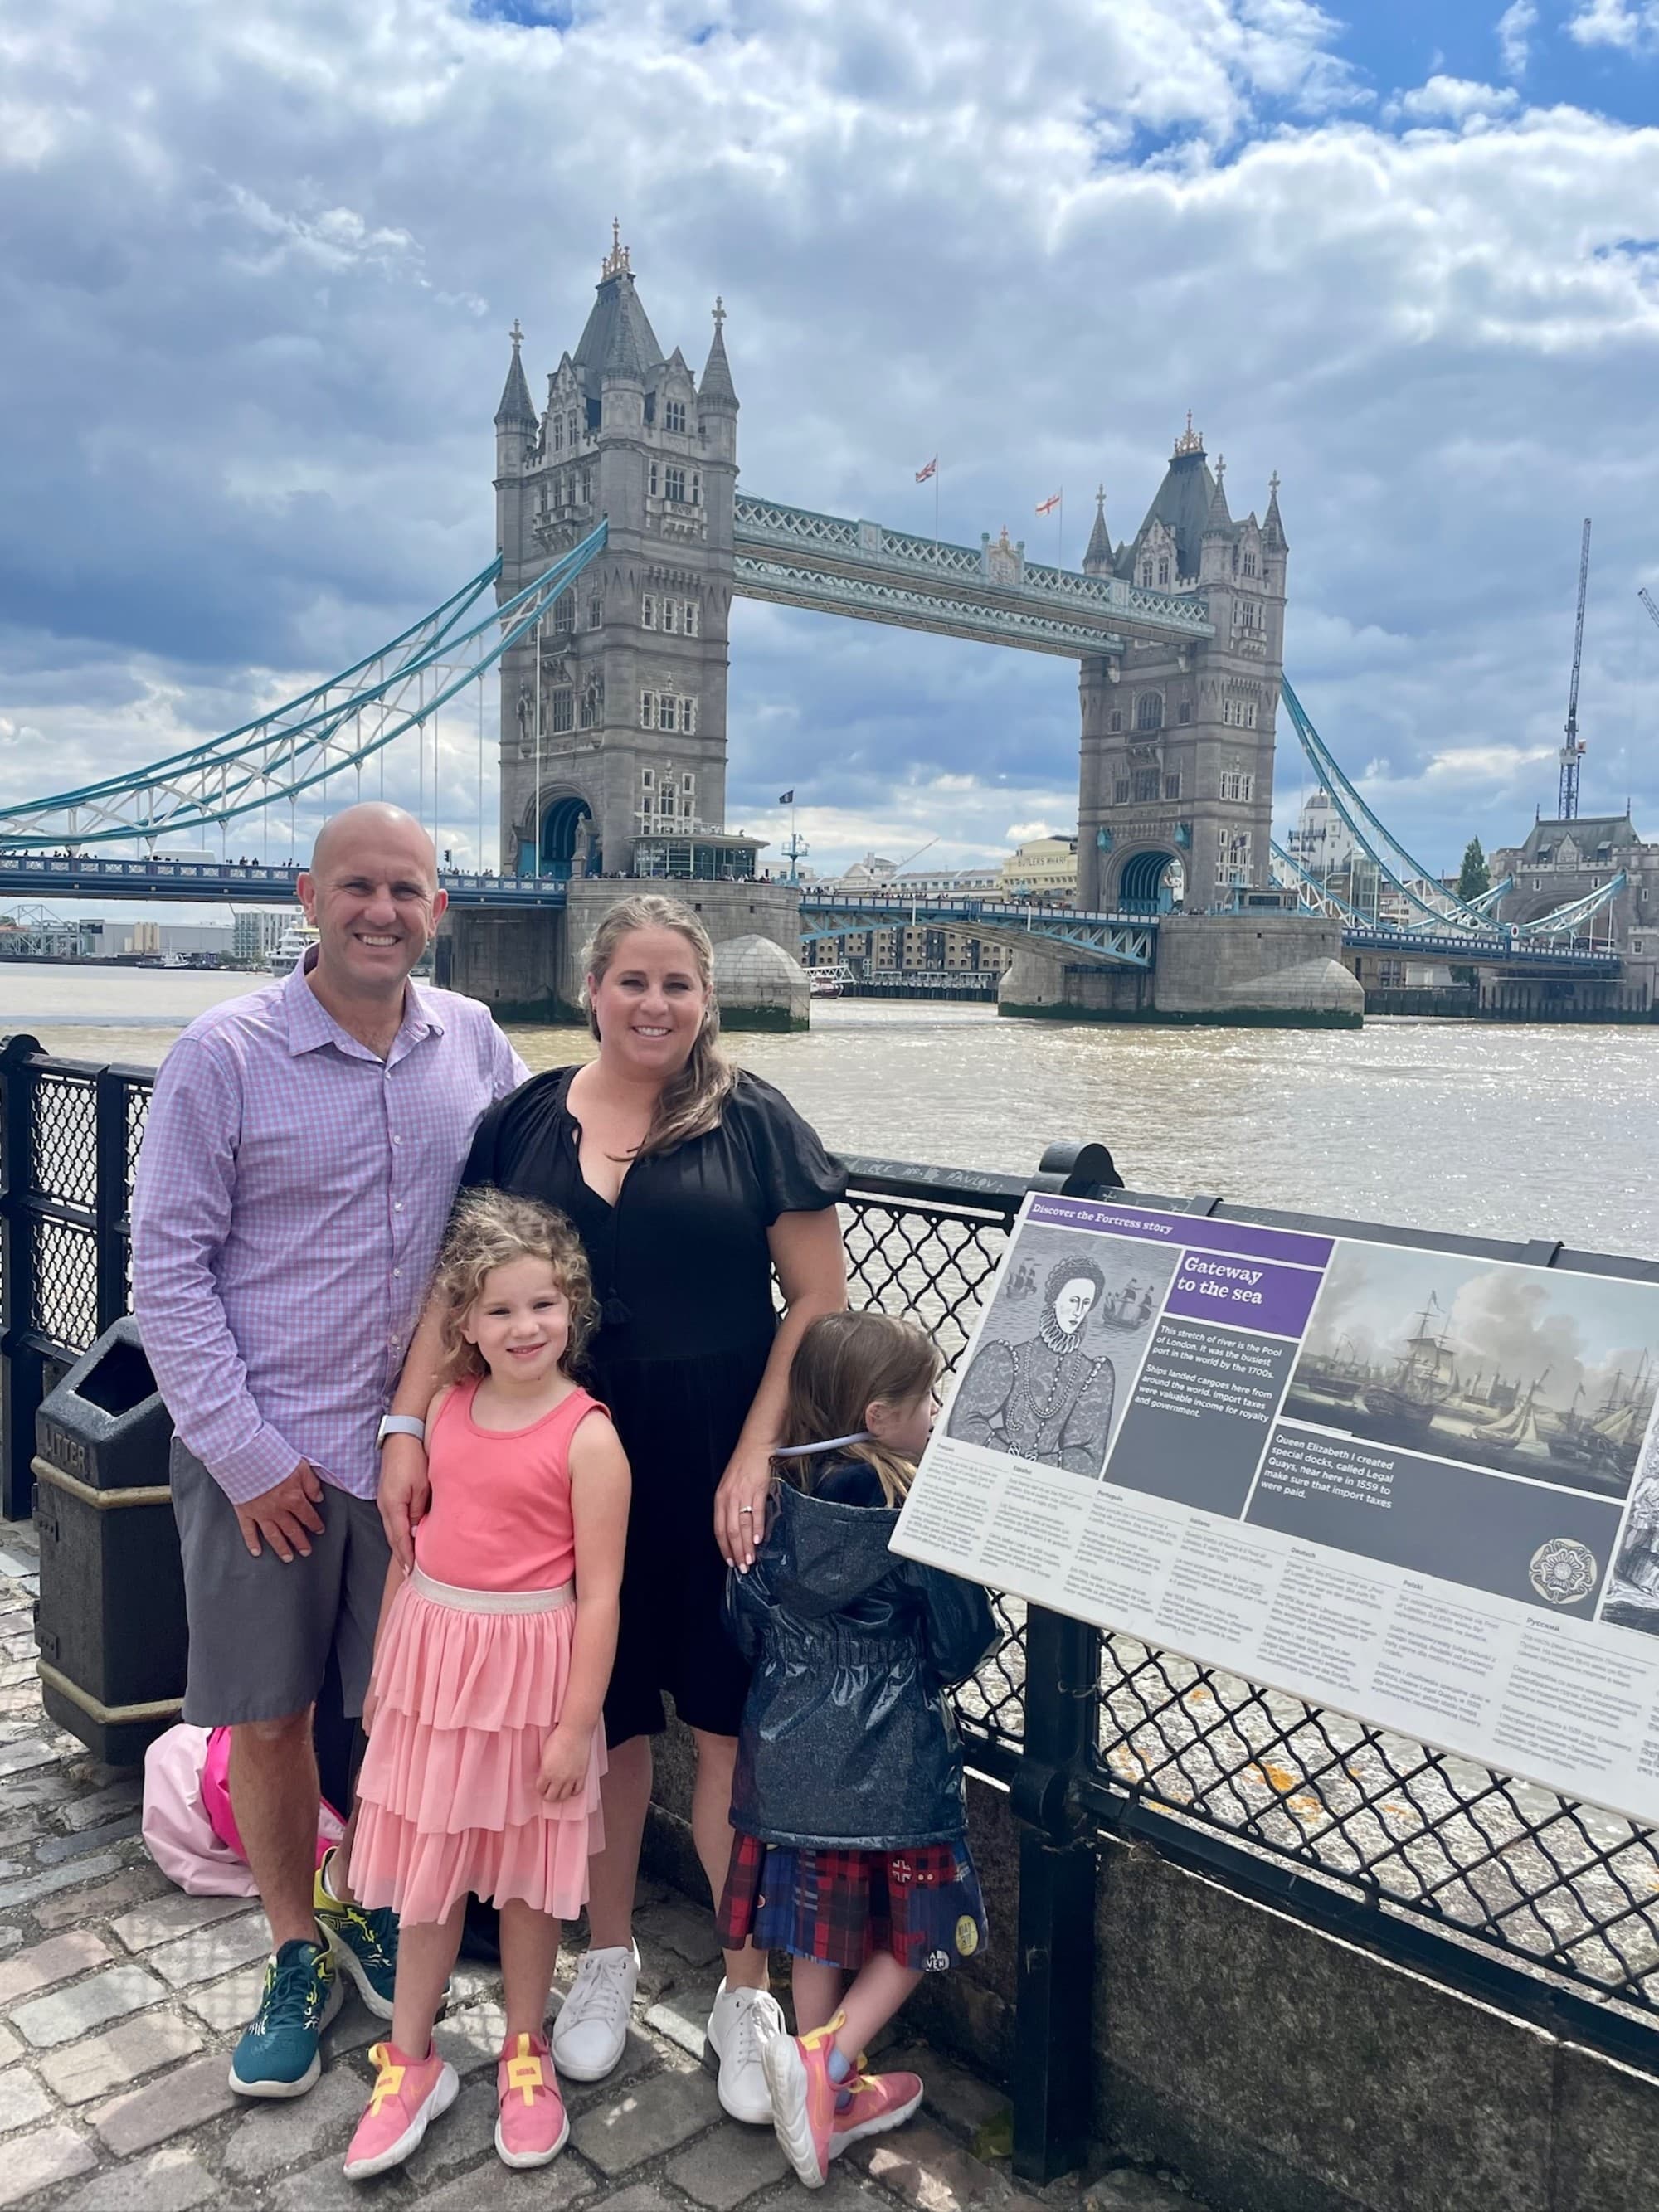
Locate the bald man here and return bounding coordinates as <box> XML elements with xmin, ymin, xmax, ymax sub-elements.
<box><xmin>132</xmin><ymin>806</ymin><xmax>527</xmax><ymax>2098</ymax></box>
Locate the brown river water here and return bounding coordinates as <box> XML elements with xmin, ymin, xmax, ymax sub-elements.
<box><xmin>3</xmin><ymin>964</ymin><xmax>1653</xmax><ymax>1260</ymax></box>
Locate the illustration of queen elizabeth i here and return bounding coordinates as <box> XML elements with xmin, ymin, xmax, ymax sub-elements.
<box><xmin>949</xmin><ymin>1257</ymin><xmax>1117</xmax><ymax>1476</ymax></box>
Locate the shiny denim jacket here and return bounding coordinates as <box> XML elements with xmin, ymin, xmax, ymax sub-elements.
<box><xmin>723</xmin><ymin>1458</ymin><xmax>998</xmax><ymax>1851</ymax></box>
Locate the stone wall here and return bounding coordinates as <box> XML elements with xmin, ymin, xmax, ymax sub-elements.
<box><xmin>440</xmin><ymin>880</ymin><xmax>805</xmax><ymax>1023</ymax></box>
<box><xmin>642</xmin><ymin>1723</ymin><xmax>1659</xmax><ymax>2211</ymax></box>
<box><xmin>998</xmin><ymin>912</ymin><xmax>1363</xmax><ymax>1027</ymax></box>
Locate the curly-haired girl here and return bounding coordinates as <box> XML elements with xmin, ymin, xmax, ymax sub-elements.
<box><xmin>343</xmin><ymin>1191</ymin><xmax>630</xmax><ymax>2180</ymax></box>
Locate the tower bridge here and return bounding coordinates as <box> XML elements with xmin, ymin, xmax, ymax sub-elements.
<box><xmin>0</xmin><ymin>231</ymin><xmax>1642</xmax><ymax>1024</ymax></box>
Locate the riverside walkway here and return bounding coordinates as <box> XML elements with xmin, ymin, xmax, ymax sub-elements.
<box><xmin>0</xmin><ymin>1533</ymin><xmax>1198</xmax><ymax>2212</ymax></box>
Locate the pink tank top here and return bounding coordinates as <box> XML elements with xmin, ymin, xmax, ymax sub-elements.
<box><xmin>414</xmin><ymin>1377</ymin><xmax>605</xmax><ymax>1593</ymax></box>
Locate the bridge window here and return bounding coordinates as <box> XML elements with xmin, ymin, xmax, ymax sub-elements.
<box><xmin>641</xmin><ymin>766</ymin><xmax>654</xmax><ymax>788</ymax></box>
<box><xmin>1135</xmin><ymin>692</ymin><xmax>1163</xmax><ymax>732</ymax></box>
<box><xmin>640</xmin><ymin>691</ymin><xmax>655</xmax><ymax>728</ymax></box>
<box><xmin>1178</xmin><ymin>700</ymin><xmax>1192</xmax><ymax>724</ymax></box>
<box><xmin>1164</xmin><ymin>773</ymin><xmax>1181</xmax><ymax>800</ymax></box>
<box><xmin>553</xmin><ymin>591</ymin><xmax>575</xmax><ymax>632</ymax></box>
<box><xmin>691</xmin><ymin>471</ymin><xmax>702</xmax><ymax>506</ymax></box>
<box><xmin>552</xmin><ymin>416</ymin><xmax>563</xmax><ymax>453</ymax></box>
<box><xmin>567</xmin><ymin>411</ymin><xmax>578</xmax><ymax>447</ymax></box>
<box><xmin>580</xmin><ymin>681</ymin><xmax>601</xmax><ymax>729</ymax></box>
<box><xmin>1219</xmin><ymin>768</ymin><xmax>1254</xmax><ymax>801</ymax></box>
<box><xmin>1215</xmin><ymin>830</ymin><xmax>1253</xmax><ymax>887</ymax></box>
<box><xmin>1108</xmin><ymin>709</ymin><xmax>1122</xmax><ymax>733</ymax></box>
<box><xmin>684</xmin><ymin>598</ymin><xmax>698</xmax><ymax>636</ymax></box>
<box><xmin>661</xmin><ymin>600</ymin><xmax>679</xmax><ymax>635</ymax></box>
<box><xmin>641</xmin><ymin>595</ymin><xmax>655</xmax><ymax>629</ymax></box>
<box><xmin>649</xmin><ymin>462</ymin><xmax>659</xmax><ymax>498</ymax></box>
<box><xmin>1243</xmin><ymin>551</ymin><xmax>1258</xmax><ymax>577</ymax></box>
<box><xmin>1156</xmin><ymin>557</ymin><xmax>1170</xmax><ymax>587</ymax></box>
<box><xmin>586</xmin><ymin>594</ymin><xmax>604</xmax><ymax>630</ymax></box>
<box><xmin>1113</xmin><ymin>778</ymin><xmax>1131</xmax><ymax>805</ymax></box>
<box><xmin>1140</xmin><ymin>562</ymin><xmax>1153</xmax><ymax>587</ymax></box>
<box><xmin>665</xmin><ymin>398</ymin><xmax>686</xmax><ymax>435</ymax></box>
<box><xmin>664</xmin><ymin>464</ymin><xmax>687</xmax><ymax>503</ymax></box>
<box><xmin>581</xmin><ymin>468</ymin><xmax>593</xmax><ymax>503</ymax></box>
<box><xmin>551</xmin><ymin>689</ymin><xmax>574</xmax><ymax>733</ymax></box>
<box><xmin>1131</xmin><ymin>769</ymin><xmax>1160</xmax><ymax>803</ymax></box>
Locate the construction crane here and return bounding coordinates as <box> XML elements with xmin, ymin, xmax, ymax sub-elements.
<box><xmin>1640</xmin><ymin>585</ymin><xmax>1659</xmax><ymax>634</ymax></box>
<box><xmin>1558</xmin><ymin>518</ymin><xmax>1591</xmax><ymax>819</ymax></box>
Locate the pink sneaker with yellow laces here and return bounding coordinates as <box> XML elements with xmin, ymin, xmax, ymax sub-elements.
<box><xmin>831</xmin><ymin>2068</ymin><xmax>924</xmax><ymax>2154</ymax></box>
<box><xmin>495</xmin><ymin>2031</ymin><xmax>569</xmax><ymax>2168</ymax></box>
<box><xmin>762</xmin><ymin>2013</ymin><xmax>847</xmax><ymax>2189</ymax></box>
<box><xmin>343</xmin><ymin>2041</ymin><xmax>458</xmax><ymax>2180</ymax></box>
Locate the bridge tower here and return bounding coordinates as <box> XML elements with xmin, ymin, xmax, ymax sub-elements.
<box><xmin>492</xmin><ymin>229</ymin><xmax>743</xmax><ymax>879</ymax></box>
<box><xmin>1075</xmin><ymin>422</ymin><xmax>1287</xmax><ymax>913</ymax></box>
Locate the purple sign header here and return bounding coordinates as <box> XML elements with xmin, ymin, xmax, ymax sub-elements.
<box><xmin>1024</xmin><ymin>1194</ymin><xmax>1333</xmax><ymax>1271</ymax></box>
<box><xmin>1163</xmin><ymin>1252</ymin><xmax>1324</xmax><ymax>1339</ymax></box>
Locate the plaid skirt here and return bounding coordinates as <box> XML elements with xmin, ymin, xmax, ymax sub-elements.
<box><xmin>716</xmin><ymin>1830</ymin><xmax>988</xmax><ymax>1975</ymax></box>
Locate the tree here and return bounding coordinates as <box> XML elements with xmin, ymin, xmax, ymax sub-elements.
<box><xmin>1457</xmin><ymin>838</ymin><xmax>1490</xmax><ymax>902</ymax></box>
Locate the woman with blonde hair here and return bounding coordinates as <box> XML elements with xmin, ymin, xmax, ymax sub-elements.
<box><xmin>379</xmin><ymin>893</ymin><xmax>847</xmax><ymax>2124</ymax></box>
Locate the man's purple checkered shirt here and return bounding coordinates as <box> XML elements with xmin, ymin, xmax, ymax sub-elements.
<box><xmin>130</xmin><ymin>959</ymin><xmax>527</xmax><ymax>1506</ymax></box>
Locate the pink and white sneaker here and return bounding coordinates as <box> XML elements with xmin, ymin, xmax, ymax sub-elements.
<box><xmin>343</xmin><ymin>2041</ymin><xmax>459</xmax><ymax>2180</ymax></box>
<box><xmin>762</xmin><ymin>2013</ymin><xmax>846</xmax><ymax>2189</ymax></box>
<box><xmin>831</xmin><ymin>2068</ymin><xmax>925</xmax><ymax>2154</ymax></box>
<box><xmin>495</xmin><ymin>2031</ymin><xmax>569</xmax><ymax>2169</ymax></box>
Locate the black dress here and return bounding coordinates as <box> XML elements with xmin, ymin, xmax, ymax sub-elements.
<box><xmin>460</xmin><ymin>1067</ymin><xmax>846</xmax><ymax>1743</ymax></box>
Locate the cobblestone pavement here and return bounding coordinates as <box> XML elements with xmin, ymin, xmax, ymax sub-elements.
<box><xmin>0</xmin><ymin>1529</ymin><xmax>1205</xmax><ymax>2211</ymax></box>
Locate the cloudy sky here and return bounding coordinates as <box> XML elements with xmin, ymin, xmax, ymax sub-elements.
<box><xmin>4</xmin><ymin>0</ymin><xmax>1659</xmax><ymax>886</ymax></box>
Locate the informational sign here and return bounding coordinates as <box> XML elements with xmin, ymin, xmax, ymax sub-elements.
<box><xmin>892</xmin><ymin>1194</ymin><xmax>1659</xmax><ymax>1826</ymax></box>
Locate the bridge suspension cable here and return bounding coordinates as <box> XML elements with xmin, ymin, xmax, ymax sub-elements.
<box><xmin>0</xmin><ymin>524</ymin><xmax>609</xmax><ymax>853</ymax></box>
<box><xmin>1278</xmin><ymin>678</ymin><xmax>1491</xmax><ymax>933</ymax></box>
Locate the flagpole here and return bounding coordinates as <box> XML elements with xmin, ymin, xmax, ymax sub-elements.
<box><xmin>934</xmin><ymin>456</ymin><xmax>940</xmax><ymax>545</ymax></box>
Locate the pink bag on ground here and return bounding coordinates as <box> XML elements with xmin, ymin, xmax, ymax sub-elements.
<box><xmin>143</xmin><ymin>1723</ymin><xmax>344</xmax><ymax>1897</ymax></box>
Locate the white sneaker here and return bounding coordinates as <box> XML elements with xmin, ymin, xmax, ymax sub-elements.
<box><xmin>551</xmin><ymin>1942</ymin><xmax>640</xmax><ymax>2083</ymax></box>
<box><xmin>703</xmin><ymin>1981</ymin><xmax>786</xmax><ymax>2124</ymax></box>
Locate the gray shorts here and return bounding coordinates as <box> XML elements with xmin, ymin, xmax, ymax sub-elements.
<box><xmin>170</xmin><ymin>1440</ymin><xmax>391</xmax><ymax>1728</ymax></box>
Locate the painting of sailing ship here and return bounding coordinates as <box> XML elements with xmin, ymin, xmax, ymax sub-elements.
<box><xmin>1282</xmin><ymin>1242</ymin><xmax>1659</xmax><ymax>1498</ymax></box>
<box><xmin>1603</xmin><ymin>1417</ymin><xmax>1659</xmax><ymax>1638</ymax></box>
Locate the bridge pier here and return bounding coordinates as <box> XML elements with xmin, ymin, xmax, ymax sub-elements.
<box><xmin>440</xmin><ymin>880</ymin><xmax>809</xmax><ymax>1029</ymax></box>
<box><xmin>1000</xmin><ymin>912</ymin><xmax>1363</xmax><ymax>1028</ymax></box>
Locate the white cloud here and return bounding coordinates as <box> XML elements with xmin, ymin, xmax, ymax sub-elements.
<box><xmin>2</xmin><ymin>0</ymin><xmax>1659</xmax><ymax>884</ymax></box>
<box><xmin>1496</xmin><ymin>1</ymin><xmax>1538</xmax><ymax>75</ymax></box>
<box><xmin>1568</xmin><ymin>0</ymin><xmax>1659</xmax><ymax>48</ymax></box>
<box><xmin>1391</xmin><ymin>75</ymin><xmax>1520</xmax><ymax>126</ymax></box>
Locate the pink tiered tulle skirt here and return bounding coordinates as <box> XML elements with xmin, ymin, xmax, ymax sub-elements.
<box><xmin>351</xmin><ymin>1568</ymin><xmax>606</xmax><ymax>1927</ymax></box>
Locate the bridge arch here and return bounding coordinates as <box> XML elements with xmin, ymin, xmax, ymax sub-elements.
<box><xmin>1114</xmin><ymin>848</ymin><xmax>1185</xmax><ymax>915</ymax></box>
<box><xmin>525</xmin><ymin>792</ymin><xmax>599</xmax><ymax>880</ymax></box>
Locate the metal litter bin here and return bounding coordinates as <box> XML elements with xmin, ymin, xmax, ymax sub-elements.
<box><xmin>33</xmin><ymin>1317</ymin><xmax>186</xmax><ymax>1765</ymax></box>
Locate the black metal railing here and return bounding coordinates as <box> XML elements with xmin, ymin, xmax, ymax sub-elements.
<box><xmin>4</xmin><ymin>1033</ymin><xmax>1659</xmax><ymax>2175</ymax></box>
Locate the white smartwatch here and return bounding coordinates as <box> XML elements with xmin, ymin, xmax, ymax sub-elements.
<box><xmin>376</xmin><ymin>1414</ymin><xmax>426</xmax><ymax>1448</ymax></box>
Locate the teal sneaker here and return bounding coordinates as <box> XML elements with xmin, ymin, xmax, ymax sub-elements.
<box><xmin>229</xmin><ymin>1938</ymin><xmax>343</xmax><ymax>2098</ymax></box>
<box><xmin>314</xmin><ymin>1856</ymin><xmax>398</xmax><ymax>2021</ymax></box>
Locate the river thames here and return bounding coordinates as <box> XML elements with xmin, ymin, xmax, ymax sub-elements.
<box><xmin>5</xmin><ymin>965</ymin><xmax>1655</xmax><ymax>1258</ymax></box>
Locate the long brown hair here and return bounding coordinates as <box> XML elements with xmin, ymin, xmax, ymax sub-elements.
<box><xmin>776</xmin><ymin>1310</ymin><xmax>942</xmax><ymax>1506</ymax></box>
<box><xmin>581</xmin><ymin>894</ymin><xmax>737</xmax><ymax>1156</ymax></box>
<box><xmin>431</xmin><ymin>1190</ymin><xmax>598</xmax><ymax>1384</ymax></box>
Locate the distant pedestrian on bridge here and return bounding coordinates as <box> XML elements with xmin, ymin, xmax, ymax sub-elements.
<box><xmin>131</xmin><ymin>802</ymin><xmax>527</xmax><ymax>2103</ymax></box>
<box><xmin>378</xmin><ymin>892</ymin><xmax>849</xmax><ymax>2127</ymax></box>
